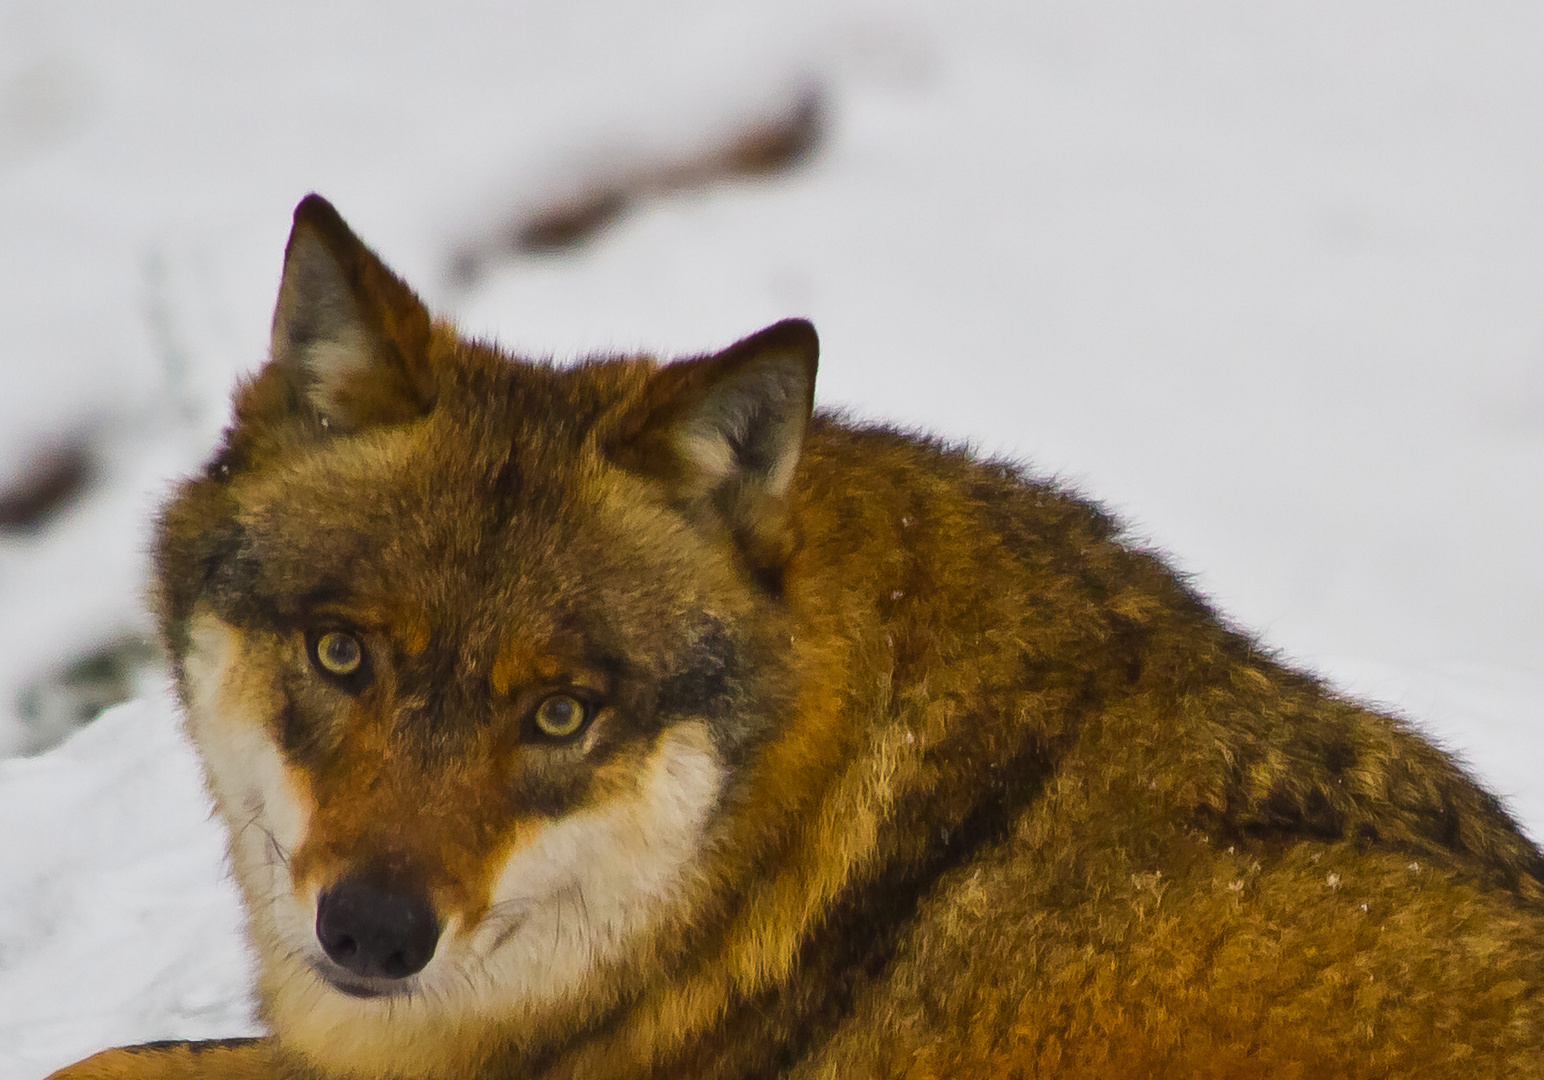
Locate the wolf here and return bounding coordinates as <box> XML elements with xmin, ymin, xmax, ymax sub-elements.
<box><xmin>53</xmin><ymin>194</ymin><xmax>1544</xmax><ymax>1079</ymax></box>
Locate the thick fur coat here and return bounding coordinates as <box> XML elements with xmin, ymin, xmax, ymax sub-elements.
<box><xmin>54</xmin><ymin>196</ymin><xmax>1544</xmax><ymax>1080</ymax></box>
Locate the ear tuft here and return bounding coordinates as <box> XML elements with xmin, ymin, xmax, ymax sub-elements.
<box><xmin>269</xmin><ymin>194</ymin><xmax>435</xmax><ymax>433</ymax></box>
<box><xmin>671</xmin><ymin>318</ymin><xmax>818</xmax><ymax>502</ymax></box>
<box><xmin>614</xmin><ymin>319</ymin><xmax>818</xmax><ymax>588</ymax></box>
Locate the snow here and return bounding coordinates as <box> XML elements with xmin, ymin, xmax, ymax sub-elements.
<box><xmin>0</xmin><ymin>688</ymin><xmax>256</xmax><ymax>1070</ymax></box>
<box><xmin>3</xmin><ymin>2</ymin><xmax>1544</xmax><ymax>1076</ymax></box>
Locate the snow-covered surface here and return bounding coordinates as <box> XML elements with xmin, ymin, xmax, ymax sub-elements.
<box><xmin>0</xmin><ymin>688</ymin><xmax>255</xmax><ymax>1068</ymax></box>
<box><xmin>4</xmin><ymin>2</ymin><xmax>1544</xmax><ymax>1076</ymax></box>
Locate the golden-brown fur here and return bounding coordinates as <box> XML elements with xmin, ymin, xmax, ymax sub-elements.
<box><xmin>51</xmin><ymin>195</ymin><xmax>1544</xmax><ymax>1080</ymax></box>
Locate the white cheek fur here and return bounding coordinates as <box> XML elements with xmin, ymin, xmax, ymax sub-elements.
<box><xmin>181</xmin><ymin>613</ymin><xmax>315</xmax><ymax>950</ymax></box>
<box><xmin>466</xmin><ymin>720</ymin><xmax>725</xmax><ymax>1007</ymax></box>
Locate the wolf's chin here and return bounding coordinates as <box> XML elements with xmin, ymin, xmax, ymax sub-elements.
<box><xmin>308</xmin><ymin>960</ymin><xmax>418</xmax><ymax>1000</ymax></box>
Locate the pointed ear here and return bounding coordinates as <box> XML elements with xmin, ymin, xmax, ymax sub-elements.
<box><xmin>614</xmin><ymin>319</ymin><xmax>818</xmax><ymax>582</ymax></box>
<box><xmin>268</xmin><ymin>194</ymin><xmax>436</xmax><ymax>432</ymax></box>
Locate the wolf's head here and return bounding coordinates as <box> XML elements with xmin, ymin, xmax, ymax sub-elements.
<box><xmin>154</xmin><ymin>195</ymin><xmax>817</xmax><ymax>1075</ymax></box>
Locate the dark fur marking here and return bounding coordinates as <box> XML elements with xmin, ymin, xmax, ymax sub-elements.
<box><xmin>399</xmin><ymin>638</ymin><xmax>469</xmax><ymax>737</ymax></box>
<box><xmin>653</xmin><ymin>617</ymin><xmax>787</xmax><ymax>768</ymax></box>
<box><xmin>739</xmin><ymin>546</ymin><xmax>786</xmax><ymax>599</ymax></box>
<box><xmin>1108</xmin><ymin>614</ymin><xmax>1147</xmax><ymax>686</ymax></box>
<box><xmin>1249</xmin><ymin>782</ymin><xmax>1344</xmax><ymax>842</ymax></box>
<box><xmin>655</xmin><ymin>619</ymin><xmax>737</xmax><ymax>722</ymax></box>
<box><xmin>1324</xmin><ymin>738</ymin><xmax>1357</xmax><ymax>777</ymax></box>
<box><xmin>123</xmin><ymin>1038</ymin><xmax>261</xmax><ymax>1054</ymax></box>
<box><xmin>278</xmin><ymin>696</ymin><xmax>306</xmax><ymax>758</ymax></box>
<box><xmin>717</xmin><ymin>738</ymin><xmax>1062</xmax><ymax>1080</ymax></box>
<box><xmin>1438</xmin><ymin>798</ymin><xmax>1463</xmax><ymax>849</ymax></box>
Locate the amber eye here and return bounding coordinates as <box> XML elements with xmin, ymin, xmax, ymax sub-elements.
<box><xmin>312</xmin><ymin>631</ymin><xmax>363</xmax><ymax>678</ymax></box>
<box><xmin>532</xmin><ymin>694</ymin><xmax>590</xmax><ymax>741</ymax></box>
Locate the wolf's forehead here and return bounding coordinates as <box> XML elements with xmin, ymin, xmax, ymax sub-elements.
<box><xmin>237</xmin><ymin>422</ymin><xmax>600</xmax><ymax>616</ymax></box>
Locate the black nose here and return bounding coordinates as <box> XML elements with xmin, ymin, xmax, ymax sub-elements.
<box><xmin>316</xmin><ymin>878</ymin><xmax>440</xmax><ymax>980</ymax></box>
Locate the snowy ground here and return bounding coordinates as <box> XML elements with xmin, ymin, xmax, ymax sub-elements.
<box><xmin>4</xmin><ymin>2</ymin><xmax>1544</xmax><ymax>1076</ymax></box>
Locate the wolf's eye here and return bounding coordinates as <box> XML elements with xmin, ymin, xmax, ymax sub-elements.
<box><xmin>531</xmin><ymin>694</ymin><xmax>590</xmax><ymax>741</ymax></box>
<box><xmin>316</xmin><ymin>632</ymin><xmax>362</xmax><ymax>675</ymax></box>
<box><xmin>311</xmin><ymin>630</ymin><xmax>365</xmax><ymax>682</ymax></box>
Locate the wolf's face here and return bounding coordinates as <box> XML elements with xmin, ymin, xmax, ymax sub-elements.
<box><xmin>155</xmin><ymin>197</ymin><xmax>815</xmax><ymax>1075</ymax></box>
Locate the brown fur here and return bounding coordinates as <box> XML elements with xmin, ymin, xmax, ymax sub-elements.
<box><xmin>51</xmin><ymin>196</ymin><xmax>1544</xmax><ymax>1080</ymax></box>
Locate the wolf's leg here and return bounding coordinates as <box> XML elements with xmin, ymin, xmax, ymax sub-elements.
<box><xmin>46</xmin><ymin>1038</ymin><xmax>287</xmax><ymax>1080</ymax></box>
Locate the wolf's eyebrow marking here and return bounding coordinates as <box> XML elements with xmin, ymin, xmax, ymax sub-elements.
<box><xmin>295</xmin><ymin>585</ymin><xmax>356</xmax><ymax>619</ymax></box>
<box><xmin>393</xmin><ymin>611</ymin><xmax>431</xmax><ymax>658</ymax></box>
<box><xmin>490</xmin><ymin>635</ymin><xmax>563</xmax><ymax>698</ymax></box>
<box><xmin>301</xmin><ymin>596</ymin><xmax>430</xmax><ymax>643</ymax></box>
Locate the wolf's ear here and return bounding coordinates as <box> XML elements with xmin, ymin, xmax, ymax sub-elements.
<box><xmin>614</xmin><ymin>319</ymin><xmax>817</xmax><ymax>580</ymax></box>
<box><xmin>268</xmin><ymin>194</ymin><xmax>436</xmax><ymax>432</ymax></box>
